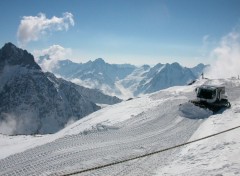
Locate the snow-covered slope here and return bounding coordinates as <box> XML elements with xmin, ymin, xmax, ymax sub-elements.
<box><xmin>156</xmin><ymin>78</ymin><xmax>240</xmax><ymax>176</ymax></box>
<box><xmin>38</xmin><ymin>57</ymin><xmax>207</xmax><ymax>99</ymax></box>
<box><xmin>1</xmin><ymin>78</ymin><xmax>239</xmax><ymax>175</ymax></box>
<box><xmin>0</xmin><ymin>43</ymin><xmax>100</xmax><ymax>135</ymax></box>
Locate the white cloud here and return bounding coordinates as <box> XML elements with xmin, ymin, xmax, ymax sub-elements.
<box><xmin>33</xmin><ymin>45</ymin><xmax>72</xmax><ymax>72</ymax></box>
<box><xmin>205</xmin><ymin>29</ymin><xmax>240</xmax><ymax>79</ymax></box>
<box><xmin>17</xmin><ymin>12</ymin><xmax>74</xmax><ymax>46</ymax></box>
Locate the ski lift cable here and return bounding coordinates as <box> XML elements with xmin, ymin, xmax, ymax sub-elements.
<box><xmin>61</xmin><ymin>125</ymin><xmax>240</xmax><ymax>176</ymax></box>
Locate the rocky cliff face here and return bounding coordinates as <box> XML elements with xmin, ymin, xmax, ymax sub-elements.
<box><xmin>0</xmin><ymin>43</ymin><xmax>100</xmax><ymax>135</ymax></box>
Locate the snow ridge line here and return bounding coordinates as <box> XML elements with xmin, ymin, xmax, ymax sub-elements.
<box><xmin>60</xmin><ymin>125</ymin><xmax>240</xmax><ymax>176</ymax></box>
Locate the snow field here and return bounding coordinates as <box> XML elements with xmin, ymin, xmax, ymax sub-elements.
<box><xmin>0</xmin><ymin>79</ymin><xmax>239</xmax><ymax>175</ymax></box>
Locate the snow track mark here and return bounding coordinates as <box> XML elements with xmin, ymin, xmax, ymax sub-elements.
<box><xmin>0</xmin><ymin>97</ymin><xmax>203</xmax><ymax>176</ymax></box>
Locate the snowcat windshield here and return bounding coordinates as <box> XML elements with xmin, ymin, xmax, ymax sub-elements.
<box><xmin>197</xmin><ymin>88</ymin><xmax>216</xmax><ymax>99</ymax></box>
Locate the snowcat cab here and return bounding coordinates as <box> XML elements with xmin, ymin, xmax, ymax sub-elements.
<box><xmin>190</xmin><ymin>85</ymin><xmax>231</xmax><ymax>112</ymax></box>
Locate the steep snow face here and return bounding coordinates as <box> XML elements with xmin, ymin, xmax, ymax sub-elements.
<box><xmin>0</xmin><ymin>43</ymin><xmax>100</xmax><ymax>135</ymax></box>
<box><xmin>38</xmin><ymin>57</ymin><xmax>207</xmax><ymax>99</ymax></box>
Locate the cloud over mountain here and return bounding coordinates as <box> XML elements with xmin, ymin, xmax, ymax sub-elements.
<box><xmin>17</xmin><ymin>12</ymin><xmax>74</xmax><ymax>46</ymax></box>
<box><xmin>34</xmin><ymin>45</ymin><xmax>72</xmax><ymax>72</ymax></box>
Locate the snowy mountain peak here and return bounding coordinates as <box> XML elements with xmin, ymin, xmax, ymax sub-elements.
<box><xmin>164</xmin><ymin>62</ymin><xmax>182</xmax><ymax>70</ymax></box>
<box><xmin>0</xmin><ymin>42</ymin><xmax>40</xmax><ymax>70</ymax></box>
<box><xmin>93</xmin><ymin>58</ymin><xmax>105</xmax><ymax>64</ymax></box>
<box><xmin>2</xmin><ymin>42</ymin><xmax>17</xmax><ymax>51</ymax></box>
<box><xmin>171</xmin><ymin>62</ymin><xmax>182</xmax><ymax>68</ymax></box>
<box><xmin>141</xmin><ymin>64</ymin><xmax>151</xmax><ymax>70</ymax></box>
<box><xmin>191</xmin><ymin>63</ymin><xmax>209</xmax><ymax>77</ymax></box>
<box><xmin>191</xmin><ymin>63</ymin><xmax>206</xmax><ymax>70</ymax></box>
<box><xmin>196</xmin><ymin>63</ymin><xmax>205</xmax><ymax>67</ymax></box>
<box><xmin>152</xmin><ymin>63</ymin><xmax>164</xmax><ymax>70</ymax></box>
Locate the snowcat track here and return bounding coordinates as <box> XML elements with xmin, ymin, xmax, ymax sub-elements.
<box><xmin>189</xmin><ymin>100</ymin><xmax>231</xmax><ymax>113</ymax></box>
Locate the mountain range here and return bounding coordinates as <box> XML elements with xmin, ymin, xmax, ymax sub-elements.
<box><xmin>0</xmin><ymin>42</ymin><xmax>207</xmax><ymax>135</ymax></box>
<box><xmin>40</xmin><ymin>57</ymin><xmax>208</xmax><ymax>98</ymax></box>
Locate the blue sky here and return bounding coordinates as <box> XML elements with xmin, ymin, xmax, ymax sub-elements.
<box><xmin>0</xmin><ymin>0</ymin><xmax>240</xmax><ymax>66</ymax></box>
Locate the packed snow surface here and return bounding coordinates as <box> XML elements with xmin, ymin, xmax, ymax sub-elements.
<box><xmin>0</xmin><ymin>78</ymin><xmax>239</xmax><ymax>176</ymax></box>
<box><xmin>156</xmin><ymin>78</ymin><xmax>240</xmax><ymax>176</ymax></box>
